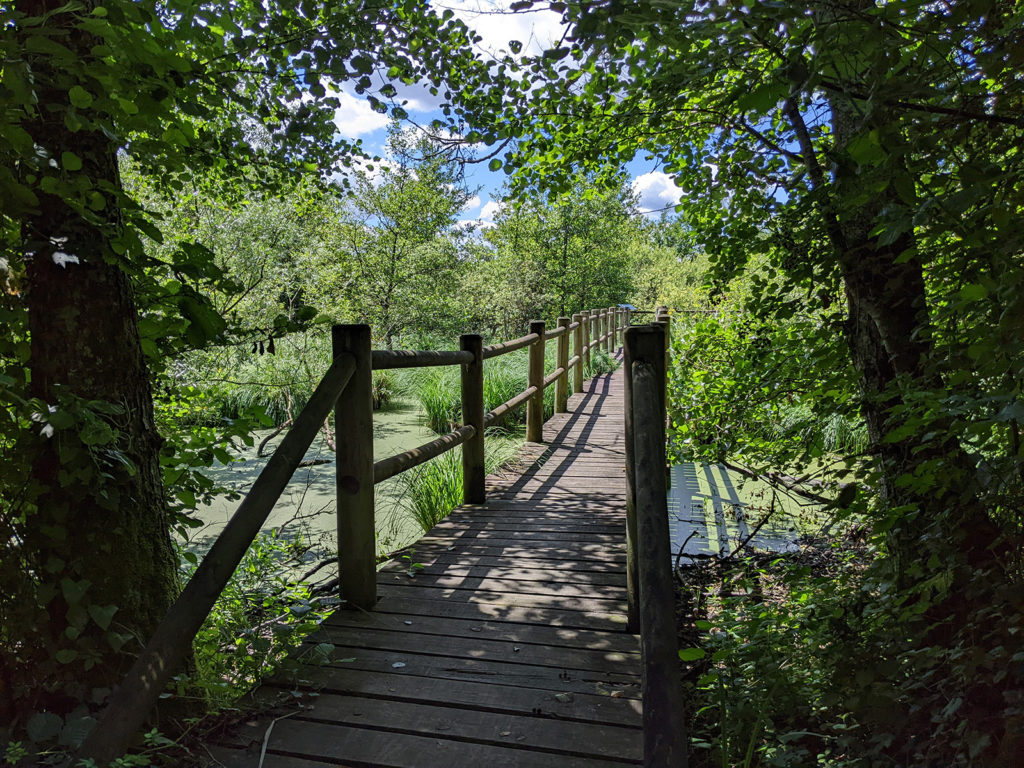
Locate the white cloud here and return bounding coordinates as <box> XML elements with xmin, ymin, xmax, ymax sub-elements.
<box><xmin>462</xmin><ymin>194</ymin><xmax>482</xmax><ymax>212</ymax></box>
<box><xmin>631</xmin><ymin>171</ymin><xmax>682</xmax><ymax>212</ymax></box>
<box><xmin>479</xmin><ymin>199</ymin><xmax>504</xmax><ymax>220</ymax></box>
<box><xmin>332</xmin><ymin>89</ymin><xmax>390</xmax><ymax>138</ymax></box>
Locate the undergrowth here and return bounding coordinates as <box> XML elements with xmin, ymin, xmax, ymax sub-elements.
<box><xmin>676</xmin><ymin>534</ymin><xmax>1024</xmax><ymax>767</ymax></box>
<box><xmin>180</xmin><ymin>530</ymin><xmax>333</xmax><ymax>710</ymax></box>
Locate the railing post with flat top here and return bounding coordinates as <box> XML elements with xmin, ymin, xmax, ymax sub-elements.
<box><xmin>572</xmin><ymin>313</ymin><xmax>583</xmax><ymax>393</ymax></box>
<box><xmin>334</xmin><ymin>324</ymin><xmax>376</xmax><ymax>610</ymax></box>
<box><xmin>555</xmin><ymin>317</ymin><xmax>570</xmax><ymax>413</ymax></box>
<box><xmin>526</xmin><ymin>320</ymin><xmax>545</xmax><ymax>442</ymax></box>
<box><xmin>461</xmin><ymin>333</ymin><xmax>485</xmax><ymax>504</ymax></box>
<box><xmin>581</xmin><ymin>310</ymin><xmax>591</xmax><ymax>372</ymax></box>
<box><xmin>627</xmin><ymin>323</ymin><xmax>688</xmax><ymax>768</ymax></box>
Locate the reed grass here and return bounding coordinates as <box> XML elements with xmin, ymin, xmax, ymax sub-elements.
<box><xmin>399</xmin><ymin>434</ymin><xmax>521</xmax><ymax>532</ymax></box>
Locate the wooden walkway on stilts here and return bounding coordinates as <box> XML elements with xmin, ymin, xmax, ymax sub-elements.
<box><xmin>210</xmin><ymin>360</ymin><xmax>642</xmax><ymax>767</ymax></box>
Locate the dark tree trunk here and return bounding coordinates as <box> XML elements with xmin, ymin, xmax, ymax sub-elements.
<box><xmin>829</xmin><ymin>95</ymin><xmax>1001</xmax><ymax>578</ymax></box>
<box><xmin>17</xmin><ymin>0</ymin><xmax>178</xmax><ymax>702</ymax></box>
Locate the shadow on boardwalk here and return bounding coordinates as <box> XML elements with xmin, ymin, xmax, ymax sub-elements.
<box><xmin>207</xmin><ymin>360</ymin><xmax>642</xmax><ymax>768</ymax></box>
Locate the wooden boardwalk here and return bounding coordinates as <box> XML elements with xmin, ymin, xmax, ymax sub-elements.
<box><xmin>210</xmin><ymin>362</ymin><xmax>641</xmax><ymax>767</ymax></box>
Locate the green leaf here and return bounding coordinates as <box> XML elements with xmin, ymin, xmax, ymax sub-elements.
<box><xmin>79</xmin><ymin>419</ymin><xmax>115</xmax><ymax>446</ymax></box>
<box><xmin>68</xmin><ymin>85</ymin><xmax>93</xmax><ymax>109</ymax></box>
<box><xmin>61</xmin><ymin>577</ymin><xmax>91</xmax><ymax>606</ymax></box>
<box><xmin>959</xmin><ymin>283</ymin><xmax>988</xmax><ymax>302</ymax></box>
<box><xmin>61</xmin><ymin>151</ymin><xmax>83</xmax><ymax>171</ymax></box>
<box><xmin>55</xmin><ymin>649</ymin><xmax>79</xmax><ymax>664</ymax></box>
<box><xmin>88</xmin><ymin>603</ymin><xmax>118</xmax><ymax>631</ymax></box>
<box><xmin>488</xmin><ymin>158</ymin><xmax>502</xmax><ymax>172</ymax></box>
<box><xmin>678</xmin><ymin>647</ymin><xmax>706</xmax><ymax>661</ymax></box>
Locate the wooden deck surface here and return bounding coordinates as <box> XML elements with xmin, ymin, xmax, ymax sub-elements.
<box><xmin>209</xmin><ymin>361</ymin><xmax>641</xmax><ymax>767</ymax></box>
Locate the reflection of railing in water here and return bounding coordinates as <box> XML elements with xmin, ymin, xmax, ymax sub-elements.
<box><xmin>79</xmin><ymin>305</ymin><xmax>633</xmax><ymax>764</ymax></box>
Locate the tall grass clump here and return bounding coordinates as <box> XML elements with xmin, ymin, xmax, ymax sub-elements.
<box><xmin>584</xmin><ymin>349</ymin><xmax>619</xmax><ymax>378</ymax></box>
<box><xmin>408</xmin><ymin>347</ymin><xmax>579</xmax><ymax>434</ymax></box>
<box><xmin>400</xmin><ymin>435</ymin><xmax>520</xmax><ymax>532</ymax></box>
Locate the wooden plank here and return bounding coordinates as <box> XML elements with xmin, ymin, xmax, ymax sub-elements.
<box><xmin>381</xmin><ymin>551</ymin><xmax>627</xmax><ymax>574</ymax></box>
<box><xmin>322</xmin><ymin>610</ymin><xmax>640</xmax><ymax>654</ymax></box>
<box><xmin>272</xmin><ymin>644</ymin><xmax>639</xmax><ymax>697</ymax></box>
<box><xmin>370</xmin><ymin>594</ymin><xmax>630</xmax><ymax>631</ymax></box>
<box><xmin>376</xmin><ymin>573</ymin><xmax>627</xmax><ymax>600</ymax></box>
<box><xmin>406</xmin><ymin>538</ymin><xmax>627</xmax><ymax>561</ymax></box>
<box><xmin>420</xmin><ymin>529</ymin><xmax>624</xmax><ymax>544</ymax></box>
<box><xmin>306</xmin><ymin>625</ymin><xmax>640</xmax><ymax>673</ymax></box>
<box><xmin>269</xmin><ymin>695</ymin><xmax>642</xmax><ymax>762</ymax></box>
<box><xmin>375</xmin><ymin>583</ymin><xmax>628</xmax><ymax>613</ymax></box>
<box><xmin>262</xmin><ymin>665</ymin><xmax>642</xmax><ymax>726</ymax></box>
<box><xmin>391</xmin><ymin>541</ymin><xmax>627</xmax><ymax>565</ymax></box>
<box><xmin>257</xmin><ymin>719</ymin><xmax>639</xmax><ymax>768</ymax></box>
<box><xmin>379</xmin><ymin>562</ymin><xmax>627</xmax><ymax>587</ymax></box>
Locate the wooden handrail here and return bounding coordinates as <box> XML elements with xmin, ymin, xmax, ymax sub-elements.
<box><xmin>543</xmin><ymin>366</ymin><xmax>565</xmax><ymax>389</ymax></box>
<box><xmin>81</xmin><ymin>304</ymin><xmax>638</xmax><ymax>763</ymax></box>
<box><xmin>79</xmin><ymin>353</ymin><xmax>358</xmax><ymax>765</ymax></box>
<box><xmin>373</xmin><ymin>425</ymin><xmax>476</xmax><ymax>484</ymax></box>
<box><xmin>624</xmin><ymin>324</ymin><xmax>688</xmax><ymax>768</ymax></box>
<box><xmin>373</xmin><ymin>348</ymin><xmax>473</xmax><ymax>369</ymax></box>
<box><xmin>482</xmin><ymin>332</ymin><xmax>537</xmax><ymax>359</ymax></box>
<box><xmin>484</xmin><ymin>384</ymin><xmax>538</xmax><ymax>427</ymax></box>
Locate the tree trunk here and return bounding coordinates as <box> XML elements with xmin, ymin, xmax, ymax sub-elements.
<box><xmin>829</xmin><ymin>94</ymin><xmax>1000</xmax><ymax>578</ymax></box>
<box><xmin>17</xmin><ymin>0</ymin><xmax>179</xmax><ymax>704</ymax></box>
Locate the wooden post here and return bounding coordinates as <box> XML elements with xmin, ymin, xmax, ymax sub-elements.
<box><xmin>460</xmin><ymin>333</ymin><xmax>485</xmax><ymax>504</ymax></box>
<box><xmin>526</xmin><ymin>320</ymin><xmax>545</xmax><ymax>443</ymax></box>
<box><xmin>581</xmin><ymin>310</ymin><xmax>591</xmax><ymax>372</ymax></box>
<box><xmin>629</xmin><ymin>324</ymin><xmax>688</xmax><ymax>768</ymax></box>
<box><xmin>611</xmin><ymin>307</ymin><xmax>619</xmax><ymax>349</ymax></box>
<box><xmin>572</xmin><ymin>313</ymin><xmax>583</xmax><ymax>394</ymax></box>
<box><xmin>606</xmin><ymin>306</ymin><xmax>615</xmax><ymax>352</ymax></box>
<box><xmin>654</xmin><ymin>312</ymin><xmax>670</xmax><ymax>432</ymax></box>
<box><xmin>623</xmin><ymin>327</ymin><xmax>640</xmax><ymax>635</ymax></box>
<box><xmin>334</xmin><ymin>324</ymin><xmax>376</xmax><ymax>610</ymax></box>
<box><xmin>555</xmin><ymin>316</ymin><xmax>570</xmax><ymax>413</ymax></box>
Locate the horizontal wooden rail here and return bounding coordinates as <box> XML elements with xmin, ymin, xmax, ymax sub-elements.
<box><xmin>372</xmin><ymin>349</ymin><xmax>473</xmax><ymax>369</ymax></box>
<box><xmin>543</xmin><ymin>367</ymin><xmax>564</xmax><ymax>388</ymax></box>
<box><xmin>544</xmin><ymin>326</ymin><xmax>567</xmax><ymax>340</ymax></box>
<box><xmin>484</xmin><ymin>384</ymin><xmax>538</xmax><ymax>427</ymax></box>
<box><xmin>79</xmin><ymin>353</ymin><xmax>358</xmax><ymax>765</ymax></box>
<box><xmin>569</xmin><ymin>321</ymin><xmax>580</xmax><ymax>330</ymax></box>
<box><xmin>568</xmin><ymin>354</ymin><xmax>581</xmax><ymax>369</ymax></box>
<box><xmin>482</xmin><ymin>333</ymin><xmax>538</xmax><ymax>359</ymax></box>
<box><xmin>373</xmin><ymin>425</ymin><xmax>476</xmax><ymax>484</ymax></box>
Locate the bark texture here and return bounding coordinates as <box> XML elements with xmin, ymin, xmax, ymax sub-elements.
<box><xmin>17</xmin><ymin>0</ymin><xmax>178</xmax><ymax>700</ymax></box>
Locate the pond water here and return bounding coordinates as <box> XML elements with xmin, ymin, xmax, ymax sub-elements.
<box><xmin>183</xmin><ymin>397</ymin><xmax>437</xmax><ymax>562</ymax></box>
<box><xmin>667</xmin><ymin>462</ymin><xmax>826</xmax><ymax>559</ymax></box>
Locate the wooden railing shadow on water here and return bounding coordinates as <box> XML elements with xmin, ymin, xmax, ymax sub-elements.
<box><xmin>79</xmin><ymin>305</ymin><xmax>632</xmax><ymax>764</ymax></box>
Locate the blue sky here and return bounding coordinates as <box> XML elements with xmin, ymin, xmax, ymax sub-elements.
<box><xmin>328</xmin><ymin>0</ymin><xmax>683</xmax><ymax>226</ymax></box>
